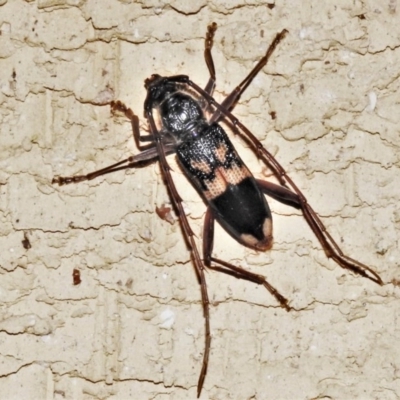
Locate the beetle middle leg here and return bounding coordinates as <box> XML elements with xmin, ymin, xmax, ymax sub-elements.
<box><xmin>52</xmin><ymin>102</ymin><xmax>177</xmax><ymax>186</ymax></box>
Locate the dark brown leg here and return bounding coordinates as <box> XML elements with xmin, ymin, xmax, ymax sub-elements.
<box><xmin>203</xmin><ymin>22</ymin><xmax>217</xmax><ymax>96</ymax></box>
<box><xmin>256</xmin><ymin>179</ymin><xmax>382</xmax><ymax>283</ymax></box>
<box><xmin>52</xmin><ymin>102</ymin><xmax>178</xmax><ymax>186</ymax></box>
<box><xmin>52</xmin><ymin>146</ymin><xmax>166</xmax><ymax>185</ymax></box>
<box><xmin>145</xmin><ymin>110</ymin><xmax>211</xmax><ymax>398</ymax></box>
<box><xmin>111</xmin><ymin>100</ymin><xmax>154</xmax><ymax>150</ymax></box>
<box><xmin>256</xmin><ymin>179</ymin><xmax>301</xmax><ymax>209</ymax></box>
<box><xmin>203</xmin><ymin>208</ymin><xmax>291</xmax><ymax>311</ymax></box>
<box><xmin>210</xmin><ymin>29</ymin><xmax>288</xmax><ymax>123</ymax></box>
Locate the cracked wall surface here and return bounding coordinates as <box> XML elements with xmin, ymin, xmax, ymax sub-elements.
<box><xmin>1</xmin><ymin>0</ymin><xmax>400</xmax><ymax>399</ymax></box>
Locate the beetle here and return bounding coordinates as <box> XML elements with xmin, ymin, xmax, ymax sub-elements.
<box><xmin>52</xmin><ymin>23</ymin><xmax>383</xmax><ymax>397</ymax></box>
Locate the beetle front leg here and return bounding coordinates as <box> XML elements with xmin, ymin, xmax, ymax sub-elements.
<box><xmin>203</xmin><ymin>22</ymin><xmax>217</xmax><ymax>96</ymax></box>
<box><xmin>203</xmin><ymin>208</ymin><xmax>291</xmax><ymax>311</ymax></box>
<box><xmin>111</xmin><ymin>100</ymin><xmax>154</xmax><ymax>151</ymax></box>
<box><xmin>210</xmin><ymin>29</ymin><xmax>288</xmax><ymax>123</ymax></box>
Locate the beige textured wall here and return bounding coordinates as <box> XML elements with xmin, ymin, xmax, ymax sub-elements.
<box><xmin>1</xmin><ymin>1</ymin><xmax>399</xmax><ymax>399</ymax></box>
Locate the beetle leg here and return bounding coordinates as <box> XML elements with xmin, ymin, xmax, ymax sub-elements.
<box><xmin>53</xmin><ymin>102</ymin><xmax>177</xmax><ymax>186</ymax></box>
<box><xmin>256</xmin><ymin>176</ymin><xmax>382</xmax><ymax>285</ymax></box>
<box><xmin>257</xmin><ymin>179</ymin><xmax>382</xmax><ymax>284</ymax></box>
<box><xmin>256</xmin><ymin>179</ymin><xmax>382</xmax><ymax>283</ymax></box>
<box><xmin>209</xmin><ymin>258</ymin><xmax>291</xmax><ymax>311</ymax></box>
<box><xmin>298</xmin><ymin>202</ymin><xmax>383</xmax><ymax>284</ymax></box>
<box><xmin>202</xmin><ymin>208</ymin><xmax>215</xmax><ymax>266</ymax></box>
<box><xmin>256</xmin><ymin>179</ymin><xmax>301</xmax><ymax>209</ymax></box>
<box><xmin>210</xmin><ymin>29</ymin><xmax>288</xmax><ymax>123</ymax></box>
<box><xmin>203</xmin><ymin>208</ymin><xmax>291</xmax><ymax>311</ymax></box>
<box><xmin>146</xmin><ymin>110</ymin><xmax>211</xmax><ymax>398</ymax></box>
<box><xmin>52</xmin><ymin>145</ymin><xmax>177</xmax><ymax>185</ymax></box>
<box><xmin>111</xmin><ymin>100</ymin><xmax>154</xmax><ymax>150</ymax></box>
<box><xmin>203</xmin><ymin>22</ymin><xmax>217</xmax><ymax>96</ymax></box>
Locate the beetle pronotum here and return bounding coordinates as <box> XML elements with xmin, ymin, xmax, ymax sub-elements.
<box><xmin>53</xmin><ymin>23</ymin><xmax>382</xmax><ymax>397</ymax></box>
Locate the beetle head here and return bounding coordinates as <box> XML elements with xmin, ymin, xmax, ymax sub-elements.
<box><xmin>144</xmin><ymin>74</ymin><xmax>175</xmax><ymax>107</ymax></box>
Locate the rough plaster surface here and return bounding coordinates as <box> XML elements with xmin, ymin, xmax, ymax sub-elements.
<box><xmin>0</xmin><ymin>1</ymin><xmax>399</xmax><ymax>399</ymax></box>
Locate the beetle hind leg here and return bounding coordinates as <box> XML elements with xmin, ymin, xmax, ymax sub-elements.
<box><xmin>146</xmin><ymin>110</ymin><xmax>211</xmax><ymax>398</ymax></box>
<box><xmin>300</xmin><ymin>203</ymin><xmax>383</xmax><ymax>285</ymax></box>
<box><xmin>256</xmin><ymin>179</ymin><xmax>383</xmax><ymax>285</ymax></box>
<box><xmin>208</xmin><ymin>258</ymin><xmax>291</xmax><ymax>312</ymax></box>
<box><xmin>203</xmin><ymin>208</ymin><xmax>291</xmax><ymax>311</ymax></box>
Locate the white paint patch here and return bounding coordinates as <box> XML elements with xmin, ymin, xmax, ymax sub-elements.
<box><xmin>182</xmin><ymin>201</ymin><xmax>191</xmax><ymax>216</ymax></box>
<box><xmin>41</xmin><ymin>335</ymin><xmax>52</xmax><ymax>343</ymax></box>
<box><xmin>367</xmin><ymin>91</ymin><xmax>377</xmax><ymax>112</ymax></box>
<box><xmin>184</xmin><ymin>327</ymin><xmax>194</xmax><ymax>336</ymax></box>
<box><xmin>299</xmin><ymin>27</ymin><xmax>314</xmax><ymax>40</ymax></box>
<box><xmin>140</xmin><ymin>229</ymin><xmax>152</xmax><ymax>241</ymax></box>
<box><xmin>341</xmin><ymin>50</ymin><xmax>353</xmax><ymax>63</ymax></box>
<box><xmin>123</xmin><ymin>365</ymin><xmax>134</xmax><ymax>374</ymax></box>
<box><xmin>159</xmin><ymin>308</ymin><xmax>175</xmax><ymax>329</ymax></box>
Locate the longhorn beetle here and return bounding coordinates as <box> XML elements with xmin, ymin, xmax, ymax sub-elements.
<box><xmin>53</xmin><ymin>23</ymin><xmax>383</xmax><ymax>397</ymax></box>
